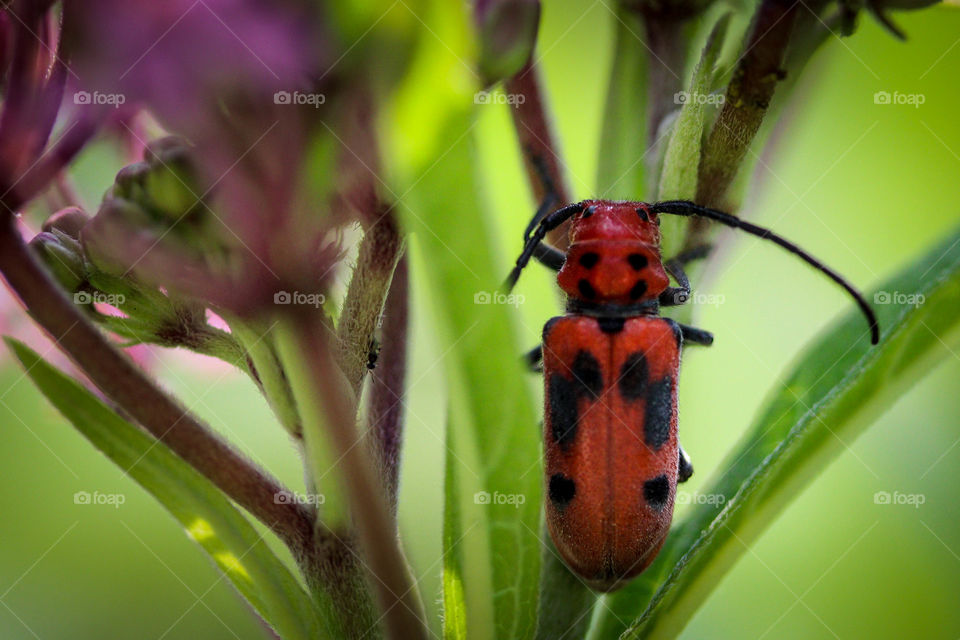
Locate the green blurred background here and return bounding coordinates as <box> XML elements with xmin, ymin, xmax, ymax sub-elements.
<box><xmin>2</xmin><ymin>3</ymin><xmax>959</xmax><ymax>639</ymax></box>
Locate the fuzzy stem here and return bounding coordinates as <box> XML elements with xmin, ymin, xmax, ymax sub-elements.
<box><xmin>534</xmin><ymin>533</ymin><xmax>595</xmax><ymax>640</ymax></box>
<box><xmin>695</xmin><ymin>0</ymin><xmax>800</xmax><ymax>210</ymax></box>
<box><xmin>505</xmin><ymin>62</ymin><xmax>572</xmax><ymax>246</ymax></box>
<box><xmin>0</xmin><ymin>113</ymin><xmax>102</xmax><ymax>215</ymax></box>
<box><xmin>643</xmin><ymin>15</ymin><xmax>688</xmax><ymax>152</ymax></box>
<box><xmin>298</xmin><ymin>528</ymin><xmax>382</xmax><ymax>640</ymax></box>
<box><xmin>336</xmin><ymin>207</ymin><xmax>403</xmax><ymax>400</ymax></box>
<box><xmin>367</xmin><ymin>254</ymin><xmax>409</xmax><ymax>517</ymax></box>
<box><xmin>287</xmin><ymin>313</ymin><xmax>429</xmax><ymax>640</ymax></box>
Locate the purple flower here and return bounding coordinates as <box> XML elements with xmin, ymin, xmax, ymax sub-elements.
<box><xmin>65</xmin><ymin>0</ymin><xmax>328</xmax><ymax>131</ymax></box>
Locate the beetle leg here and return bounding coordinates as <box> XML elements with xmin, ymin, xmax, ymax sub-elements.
<box><xmin>506</xmin><ymin>201</ymin><xmax>583</xmax><ymax>290</ymax></box>
<box><xmin>523</xmin><ymin>345</ymin><xmax>543</xmax><ymax>372</ymax></box>
<box><xmin>659</xmin><ymin>245</ymin><xmax>711</xmax><ymax>307</ymax></box>
<box><xmin>532</xmin><ymin>242</ymin><xmax>565</xmax><ymax>271</ymax></box>
<box><xmin>522</xmin><ymin>156</ymin><xmax>568</xmax><ymax>271</ymax></box>
<box><xmin>678</xmin><ymin>444</ymin><xmax>694</xmax><ymax>483</ymax></box>
<box><xmin>678</xmin><ymin>323</ymin><xmax>714</xmax><ymax>347</ymax></box>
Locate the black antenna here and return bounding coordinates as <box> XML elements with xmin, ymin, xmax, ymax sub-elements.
<box><xmin>650</xmin><ymin>200</ymin><xmax>879</xmax><ymax>345</ymax></box>
<box><xmin>504</xmin><ymin>202</ymin><xmax>584</xmax><ymax>291</ymax></box>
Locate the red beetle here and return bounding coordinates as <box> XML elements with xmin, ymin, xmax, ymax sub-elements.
<box><xmin>506</xmin><ymin>198</ymin><xmax>878</xmax><ymax>591</ymax></box>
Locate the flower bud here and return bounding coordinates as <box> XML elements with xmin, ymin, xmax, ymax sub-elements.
<box><xmin>142</xmin><ymin>159</ymin><xmax>203</xmax><ymax>221</ymax></box>
<box><xmin>143</xmin><ymin>135</ymin><xmax>192</xmax><ymax>162</ymax></box>
<box><xmin>81</xmin><ymin>197</ymin><xmax>156</xmax><ymax>276</ymax></box>
<box><xmin>41</xmin><ymin>206</ymin><xmax>91</xmax><ymax>239</ymax></box>
<box><xmin>474</xmin><ymin>0</ymin><xmax>540</xmax><ymax>84</ymax></box>
<box><xmin>142</xmin><ymin>137</ymin><xmax>206</xmax><ymax>221</ymax></box>
<box><xmin>111</xmin><ymin>162</ymin><xmax>151</xmax><ymax>203</ymax></box>
<box><xmin>29</xmin><ymin>230</ymin><xmax>87</xmax><ymax>293</ymax></box>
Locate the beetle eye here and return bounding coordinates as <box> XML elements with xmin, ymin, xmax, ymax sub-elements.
<box><xmin>582</xmin><ymin>205</ymin><xmax>597</xmax><ymax>219</ymax></box>
<box><xmin>635</xmin><ymin>207</ymin><xmax>649</xmax><ymax>222</ymax></box>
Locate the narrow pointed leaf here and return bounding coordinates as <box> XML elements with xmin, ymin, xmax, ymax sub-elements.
<box><xmin>387</xmin><ymin>4</ymin><xmax>542</xmax><ymax>636</ymax></box>
<box><xmin>595</xmin><ymin>9</ymin><xmax>648</xmax><ymax>200</ymax></box>
<box><xmin>4</xmin><ymin>338</ymin><xmax>326</xmax><ymax>640</ymax></box>
<box><xmin>594</xmin><ymin>227</ymin><xmax>960</xmax><ymax>638</ymax></box>
<box><xmin>399</xmin><ymin>109</ymin><xmax>542</xmax><ymax>638</ymax></box>
<box><xmin>443</xmin><ymin>424</ymin><xmax>468</xmax><ymax>640</ymax></box>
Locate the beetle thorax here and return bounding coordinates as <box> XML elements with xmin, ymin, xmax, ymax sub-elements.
<box><xmin>557</xmin><ymin>201</ymin><xmax>669</xmax><ymax>305</ymax></box>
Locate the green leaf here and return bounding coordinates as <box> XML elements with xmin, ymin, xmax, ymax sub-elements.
<box><xmin>386</xmin><ymin>4</ymin><xmax>542</xmax><ymax>638</ymax></box>
<box><xmin>273</xmin><ymin>320</ymin><xmax>352</xmax><ymax>529</ymax></box>
<box><xmin>595</xmin><ymin>227</ymin><xmax>960</xmax><ymax>639</ymax></box>
<box><xmin>227</xmin><ymin>317</ymin><xmax>302</xmax><ymax>437</ymax></box>
<box><xmin>398</xmin><ymin>107</ymin><xmax>542</xmax><ymax>639</ymax></box>
<box><xmin>4</xmin><ymin>338</ymin><xmax>326</xmax><ymax>640</ymax></box>
<box><xmin>442</xmin><ymin>424</ymin><xmax>468</xmax><ymax>640</ymax></box>
<box><xmin>595</xmin><ymin>9</ymin><xmax>648</xmax><ymax>199</ymax></box>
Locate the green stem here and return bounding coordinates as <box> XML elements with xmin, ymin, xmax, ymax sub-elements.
<box><xmin>367</xmin><ymin>255</ymin><xmax>409</xmax><ymax>516</ymax></box>
<box><xmin>336</xmin><ymin>209</ymin><xmax>403</xmax><ymax>400</ymax></box>
<box><xmin>0</xmin><ymin>215</ymin><xmax>315</xmax><ymax>554</ymax></box>
<box><xmin>281</xmin><ymin>312</ymin><xmax>429</xmax><ymax>640</ymax></box>
<box><xmin>694</xmin><ymin>0</ymin><xmax>800</xmax><ymax>210</ymax></box>
<box><xmin>534</xmin><ymin>532</ymin><xmax>596</xmax><ymax>640</ymax></box>
<box><xmin>229</xmin><ymin>316</ymin><xmax>303</xmax><ymax>437</ymax></box>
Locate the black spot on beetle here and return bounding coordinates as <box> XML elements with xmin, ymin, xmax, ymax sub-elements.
<box><xmin>581</xmin><ymin>205</ymin><xmax>597</xmax><ymax>219</ymax></box>
<box><xmin>619</xmin><ymin>352</ymin><xmax>648</xmax><ymax>401</ymax></box>
<box><xmin>597</xmin><ymin>316</ymin><xmax>625</xmax><ymax>334</ymax></box>
<box><xmin>629</xmin><ymin>280</ymin><xmax>648</xmax><ymax>300</ymax></box>
<box><xmin>549</xmin><ymin>473</ymin><xmax>576</xmax><ymax>508</ymax></box>
<box><xmin>579</xmin><ymin>252</ymin><xmax>600</xmax><ymax>269</ymax></box>
<box><xmin>643</xmin><ymin>474</ymin><xmax>670</xmax><ymax>511</ymax></box>
<box><xmin>627</xmin><ymin>253</ymin><xmax>648</xmax><ymax>270</ymax></box>
<box><xmin>636</xmin><ymin>207</ymin><xmax>649</xmax><ymax>222</ymax></box>
<box><xmin>644</xmin><ymin>375</ymin><xmax>673</xmax><ymax>450</ymax></box>
<box><xmin>548</xmin><ymin>373</ymin><xmax>578</xmax><ymax>447</ymax></box>
<box><xmin>579</xmin><ymin>279</ymin><xmax>598</xmax><ymax>299</ymax></box>
<box><xmin>571</xmin><ymin>350</ymin><xmax>603</xmax><ymax>398</ymax></box>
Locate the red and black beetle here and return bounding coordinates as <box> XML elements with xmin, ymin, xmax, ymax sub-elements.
<box><xmin>506</xmin><ymin>195</ymin><xmax>878</xmax><ymax>592</ymax></box>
